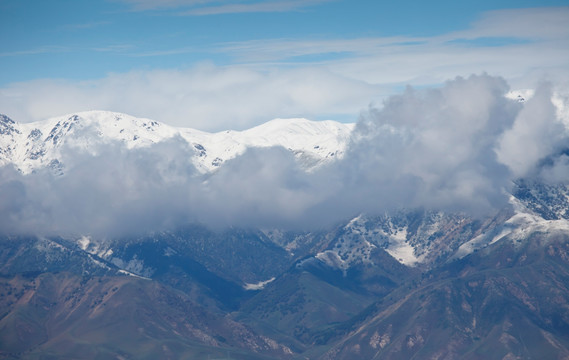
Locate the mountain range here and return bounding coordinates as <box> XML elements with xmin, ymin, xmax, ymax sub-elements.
<box><xmin>0</xmin><ymin>109</ymin><xmax>568</xmax><ymax>359</ymax></box>
<box><xmin>0</xmin><ymin>111</ymin><xmax>353</xmax><ymax>174</ymax></box>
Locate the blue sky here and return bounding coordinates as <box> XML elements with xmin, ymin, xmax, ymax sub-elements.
<box><xmin>1</xmin><ymin>0</ymin><xmax>568</xmax><ymax>130</ymax></box>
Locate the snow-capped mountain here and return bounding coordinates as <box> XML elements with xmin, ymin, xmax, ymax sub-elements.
<box><xmin>2</xmin><ymin>108</ymin><xmax>569</xmax><ymax>359</ymax></box>
<box><xmin>269</xmin><ymin>180</ymin><xmax>569</xmax><ymax>274</ymax></box>
<box><xmin>303</xmin><ymin>185</ymin><xmax>569</xmax><ymax>271</ymax></box>
<box><xmin>2</xmin><ymin>109</ymin><xmax>567</xmax><ymax>272</ymax></box>
<box><xmin>0</xmin><ymin>111</ymin><xmax>354</xmax><ymax>174</ymax></box>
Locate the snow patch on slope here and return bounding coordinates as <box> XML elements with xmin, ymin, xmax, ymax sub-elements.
<box><xmin>454</xmin><ymin>197</ymin><xmax>569</xmax><ymax>259</ymax></box>
<box><xmin>382</xmin><ymin>227</ymin><xmax>419</xmax><ymax>266</ymax></box>
<box><xmin>343</xmin><ymin>214</ymin><xmax>422</xmax><ymax>267</ymax></box>
<box><xmin>244</xmin><ymin>277</ymin><xmax>276</xmax><ymax>290</ymax></box>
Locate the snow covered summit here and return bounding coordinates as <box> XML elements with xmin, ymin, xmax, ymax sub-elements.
<box><xmin>0</xmin><ymin>111</ymin><xmax>355</xmax><ymax>174</ymax></box>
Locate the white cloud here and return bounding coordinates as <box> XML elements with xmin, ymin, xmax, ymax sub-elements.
<box><xmin>319</xmin><ymin>74</ymin><xmax>521</xmax><ymax>217</ymax></box>
<box><xmin>182</xmin><ymin>0</ymin><xmax>331</xmax><ymax>15</ymax></box>
<box><xmin>0</xmin><ymin>64</ymin><xmax>379</xmax><ymax>130</ymax></box>
<box><xmin>115</xmin><ymin>0</ymin><xmax>217</xmax><ymax>11</ymax></box>
<box><xmin>496</xmin><ymin>83</ymin><xmax>568</xmax><ymax>178</ymax></box>
<box><xmin>1</xmin><ymin>7</ymin><xmax>567</xmax><ymax>133</ymax></box>
<box><xmin>115</xmin><ymin>0</ymin><xmax>332</xmax><ymax>14</ymax></box>
<box><xmin>217</xmin><ymin>7</ymin><xmax>569</xmax><ymax>87</ymax></box>
<box><xmin>452</xmin><ymin>7</ymin><xmax>569</xmax><ymax>40</ymax></box>
<box><xmin>2</xmin><ymin>75</ymin><xmax>568</xmax><ymax>237</ymax></box>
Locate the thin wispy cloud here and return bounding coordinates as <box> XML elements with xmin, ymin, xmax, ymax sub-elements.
<box><xmin>93</xmin><ymin>44</ymin><xmax>136</xmax><ymax>53</ymax></box>
<box><xmin>0</xmin><ymin>46</ymin><xmax>71</xmax><ymax>58</ymax></box>
<box><xmin>450</xmin><ymin>6</ymin><xmax>569</xmax><ymax>40</ymax></box>
<box><xmin>130</xmin><ymin>46</ymin><xmax>200</xmax><ymax>57</ymax></box>
<box><xmin>182</xmin><ymin>0</ymin><xmax>333</xmax><ymax>15</ymax></box>
<box><xmin>210</xmin><ymin>6</ymin><xmax>569</xmax><ymax>88</ymax></box>
<box><xmin>58</xmin><ymin>21</ymin><xmax>111</xmax><ymax>31</ymax></box>
<box><xmin>1</xmin><ymin>6</ymin><xmax>567</xmax><ymax>130</ymax></box>
<box><xmin>115</xmin><ymin>0</ymin><xmax>332</xmax><ymax>14</ymax></box>
<box><xmin>216</xmin><ymin>7</ymin><xmax>568</xmax><ymax>64</ymax></box>
<box><xmin>0</xmin><ymin>45</ymin><xmax>135</xmax><ymax>58</ymax></box>
<box><xmin>115</xmin><ymin>0</ymin><xmax>216</xmax><ymax>11</ymax></box>
<box><xmin>216</xmin><ymin>37</ymin><xmax>419</xmax><ymax>62</ymax></box>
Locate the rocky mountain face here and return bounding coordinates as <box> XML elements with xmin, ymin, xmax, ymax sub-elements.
<box><xmin>0</xmin><ymin>111</ymin><xmax>568</xmax><ymax>359</ymax></box>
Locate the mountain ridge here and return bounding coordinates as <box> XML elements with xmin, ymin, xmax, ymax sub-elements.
<box><xmin>0</xmin><ymin>111</ymin><xmax>354</xmax><ymax>174</ymax></box>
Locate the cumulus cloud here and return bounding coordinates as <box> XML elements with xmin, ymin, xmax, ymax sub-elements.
<box><xmin>496</xmin><ymin>83</ymin><xmax>567</xmax><ymax>178</ymax></box>
<box><xmin>0</xmin><ymin>64</ymin><xmax>378</xmax><ymax>131</ymax></box>
<box><xmin>312</xmin><ymin>74</ymin><xmax>521</xmax><ymax>218</ymax></box>
<box><xmin>1</xmin><ymin>74</ymin><xmax>568</xmax><ymax>237</ymax></box>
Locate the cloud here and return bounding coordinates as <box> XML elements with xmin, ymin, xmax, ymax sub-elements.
<box><xmin>182</xmin><ymin>0</ymin><xmax>332</xmax><ymax>15</ymax></box>
<box><xmin>311</xmin><ymin>74</ymin><xmax>521</xmax><ymax>219</ymax></box>
<box><xmin>453</xmin><ymin>7</ymin><xmax>569</xmax><ymax>40</ymax></box>
<box><xmin>115</xmin><ymin>0</ymin><xmax>332</xmax><ymax>14</ymax></box>
<box><xmin>58</xmin><ymin>21</ymin><xmax>111</xmax><ymax>31</ymax></box>
<box><xmin>216</xmin><ymin>7</ymin><xmax>569</xmax><ymax>86</ymax></box>
<box><xmin>234</xmin><ymin>7</ymin><xmax>569</xmax><ymax>56</ymax></box>
<box><xmin>496</xmin><ymin>83</ymin><xmax>566</xmax><ymax>178</ymax></box>
<box><xmin>0</xmin><ymin>137</ymin><xmax>201</xmax><ymax>237</ymax></box>
<box><xmin>2</xmin><ymin>74</ymin><xmax>567</xmax><ymax>237</ymax></box>
<box><xmin>0</xmin><ymin>64</ymin><xmax>379</xmax><ymax>131</ymax></box>
<box><xmin>196</xmin><ymin>146</ymin><xmax>321</xmax><ymax>228</ymax></box>
<box><xmin>0</xmin><ymin>137</ymin><xmax>322</xmax><ymax>236</ymax></box>
<box><xmin>0</xmin><ymin>46</ymin><xmax>71</xmax><ymax>58</ymax></box>
<box><xmin>114</xmin><ymin>0</ymin><xmax>218</xmax><ymax>11</ymax></box>
<box><xmin>2</xmin><ymin>7</ymin><xmax>566</xmax><ymax>130</ymax></box>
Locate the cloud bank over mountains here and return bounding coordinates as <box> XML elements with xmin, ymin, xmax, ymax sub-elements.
<box><xmin>1</xmin><ymin>74</ymin><xmax>567</xmax><ymax>237</ymax></box>
<box><xmin>0</xmin><ymin>65</ymin><xmax>377</xmax><ymax>132</ymax></box>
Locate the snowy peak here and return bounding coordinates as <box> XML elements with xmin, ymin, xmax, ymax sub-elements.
<box><xmin>0</xmin><ymin>111</ymin><xmax>182</xmax><ymax>173</ymax></box>
<box><xmin>36</xmin><ymin>111</ymin><xmax>179</xmax><ymax>148</ymax></box>
<box><xmin>0</xmin><ymin>114</ymin><xmax>19</xmax><ymax>135</ymax></box>
<box><xmin>0</xmin><ymin>114</ymin><xmax>23</xmax><ymax>167</ymax></box>
<box><xmin>0</xmin><ymin>111</ymin><xmax>354</xmax><ymax>174</ymax></box>
<box><xmin>180</xmin><ymin>117</ymin><xmax>354</xmax><ymax>172</ymax></box>
<box><xmin>248</xmin><ymin>117</ymin><xmax>353</xmax><ymax>138</ymax></box>
<box><xmin>244</xmin><ymin>118</ymin><xmax>353</xmax><ymax>158</ymax></box>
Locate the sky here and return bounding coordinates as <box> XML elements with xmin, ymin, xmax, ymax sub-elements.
<box><xmin>1</xmin><ymin>0</ymin><xmax>568</xmax><ymax>130</ymax></box>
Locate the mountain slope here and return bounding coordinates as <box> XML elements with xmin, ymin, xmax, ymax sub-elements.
<box><xmin>318</xmin><ymin>232</ymin><xmax>569</xmax><ymax>360</ymax></box>
<box><xmin>0</xmin><ymin>272</ymin><xmax>292</xmax><ymax>360</ymax></box>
